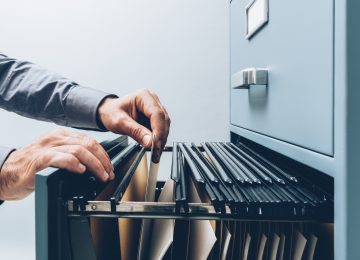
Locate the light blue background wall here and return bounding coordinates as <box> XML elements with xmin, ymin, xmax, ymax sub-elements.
<box><xmin>0</xmin><ymin>0</ymin><xmax>229</xmax><ymax>259</ymax></box>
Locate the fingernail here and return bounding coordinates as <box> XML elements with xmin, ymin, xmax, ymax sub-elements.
<box><xmin>78</xmin><ymin>164</ymin><xmax>86</xmax><ymax>172</ymax></box>
<box><xmin>103</xmin><ymin>171</ymin><xmax>110</xmax><ymax>181</ymax></box>
<box><xmin>142</xmin><ymin>134</ymin><xmax>152</xmax><ymax>147</ymax></box>
<box><xmin>110</xmin><ymin>171</ymin><xmax>115</xmax><ymax>180</ymax></box>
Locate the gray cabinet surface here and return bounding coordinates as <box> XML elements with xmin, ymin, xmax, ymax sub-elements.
<box><xmin>230</xmin><ymin>0</ymin><xmax>334</xmax><ymax>155</ymax></box>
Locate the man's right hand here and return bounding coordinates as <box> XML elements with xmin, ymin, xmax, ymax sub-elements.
<box><xmin>0</xmin><ymin>129</ymin><xmax>114</xmax><ymax>200</ymax></box>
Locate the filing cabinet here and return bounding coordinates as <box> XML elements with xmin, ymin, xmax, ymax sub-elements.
<box><xmin>33</xmin><ymin>1</ymin><xmax>360</xmax><ymax>259</ymax></box>
<box><xmin>230</xmin><ymin>0</ymin><xmax>360</xmax><ymax>259</ymax></box>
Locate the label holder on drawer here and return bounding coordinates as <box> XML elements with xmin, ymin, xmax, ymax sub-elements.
<box><xmin>246</xmin><ymin>0</ymin><xmax>269</xmax><ymax>39</ymax></box>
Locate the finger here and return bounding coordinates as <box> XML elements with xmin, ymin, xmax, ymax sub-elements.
<box><xmin>145</xmin><ymin>98</ymin><xmax>169</xmax><ymax>161</ymax></box>
<box><xmin>38</xmin><ymin>130</ymin><xmax>112</xmax><ymax>162</ymax></box>
<box><xmin>35</xmin><ymin>150</ymin><xmax>86</xmax><ymax>174</ymax></box>
<box><xmin>79</xmin><ymin>135</ymin><xmax>112</xmax><ymax>166</ymax></box>
<box><xmin>119</xmin><ymin>114</ymin><xmax>153</xmax><ymax>148</ymax></box>
<box><xmin>135</xmin><ymin>90</ymin><xmax>170</xmax><ymax>162</ymax></box>
<box><xmin>53</xmin><ymin>145</ymin><xmax>113</xmax><ymax>181</ymax></box>
<box><xmin>55</xmin><ymin>135</ymin><xmax>114</xmax><ymax>175</ymax></box>
<box><xmin>65</xmin><ymin>132</ymin><xmax>111</xmax><ymax>161</ymax></box>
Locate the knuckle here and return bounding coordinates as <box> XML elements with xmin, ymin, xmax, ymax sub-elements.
<box><xmin>38</xmin><ymin>135</ymin><xmax>52</xmax><ymax>145</ymax></box>
<box><xmin>70</xmin><ymin>157</ymin><xmax>80</xmax><ymax>168</ymax></box>
<box><xmin>83</xmin><ymin>137</ymin><xmax>97</xmax><ymax>150</ymax></box>
<box><xmin>137</xmin><ymin>88</ymin><xmax>150</xmax><ymax>96</ymax></box>
<box><xmin>52</xmin><ymin>129</ymin><xmax>68</xmax><ymax>136</ymax></box>
<box><xmin>150</xmin><ymin>90</ymin><xmax>158</xmax><ymax>98</ymax></box>
<box><xmin>66</xmin><ymin>155</ymin><xmax>79</xmax><ymax>167</ymax></box>
<box><xmin>71</xmin><ymin>145</ymin><xmax>83</xmax><ymax>155</ymax></box>
<box><xmin>40</xmin><ymin>151</ymin><xmax>53</xmax><ymax>164</ymax></box>
<box><xmin>88</xmin><ymin>139</ymin><xmax>98</xmax><ymax>149</ymax></box>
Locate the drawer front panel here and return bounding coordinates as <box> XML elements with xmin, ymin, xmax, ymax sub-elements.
<box><xmin>230</xmin><ymin>0</ymin><xmax>334</xmax><ymax>155</ymax></box>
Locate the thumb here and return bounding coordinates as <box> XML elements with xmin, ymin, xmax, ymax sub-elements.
<box><xmin>123</xmin><ymin>117</ymin><xmax>153</xmax><ymax>147</ymax></box>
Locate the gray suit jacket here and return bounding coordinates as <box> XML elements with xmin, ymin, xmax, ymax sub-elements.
<box><xmin>0</xmin><ymin>53</ymin><xmax>115</xmax><ymax>172</ymax></box>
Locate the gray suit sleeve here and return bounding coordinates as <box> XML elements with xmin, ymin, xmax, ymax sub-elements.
<box><xmin>0</xmin><ymin>53</ymin><xmax>116</xmax><ymax>130</ymax></box>
<box><xmin>0</xmin><ymin>53</ymin><xmax>118</xmax><ymax>184</ymax></box>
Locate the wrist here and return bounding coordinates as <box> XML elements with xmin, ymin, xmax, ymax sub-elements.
<box><xmin>97</xmin><ymin>96</ymin><xmax>117</xmax><ymax>130</ymax></box>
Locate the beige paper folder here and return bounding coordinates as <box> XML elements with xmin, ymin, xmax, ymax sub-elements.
<box><xmin>269</xmin><ymin>233</ymin><xmax>280</xmax><ymax>260</ymax></box>
<box><xmin>220</xmin><ymin>224</ymin><xmax>231</xmax><ymax>260</ymax></box>
<box><xmin>148</xmin><ymin>179</ymin><xmax>175</xmax><ymax>260</ymax></box>
<box><xmin>242</xmin><ymin>233</ymin><xmax>252</xmax><ymax>260</ymax></box>
<box><xmin>186</xmin><ymin>176</ymin><xmax>217</xmax><ymax>260</ymax></box>
<box><xmin>276</xmin><ymin>233</ymin><xmax>286</xmax><ymax>260</ymax></box>
<box><xmin>257</xmin><ymin>233</ymin><xmax>268</xmax><ymax>260</ymax></box>
<box><xmin>292</xmin><ymin>230</ymin><xmax>307</xmax><ymax>260</ymax></box>
<box><xmin>118</xmin><ymin>153</ymin><xmax>149</xmax><ymax>260</ymax></box>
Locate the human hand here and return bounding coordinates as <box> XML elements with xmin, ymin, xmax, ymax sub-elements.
<box><xmin>98</xmin><ymin>89</ymin><xmax>171</xmax><ymax>163</ymax></box>
<box><xmin>0</xmin><ymin>130</ymin><xmax>114</xmax><ymax>200</ymax></box>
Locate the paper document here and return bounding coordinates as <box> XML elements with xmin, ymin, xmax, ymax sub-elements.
<box><xmin>292</xmin><ymin>230</ymin><xmax>307</xmax><ymax>260</ymax></box>
<box><xmin>186</xmin><ymin>176</ymin><xmax>217</xmax><ymax>260</ymax></box>
<box><xmin>220</xmin><ymin>224</ymin><xmax>231</xmax><ymax>260</ymax></box>
<box><xmin>138</xmin><ymin>136</ymin><xmax>160</xmax><ymax>260</ymax></box>
<box><xmin>148</xmin><ymin>179</ymin><xmax>175</xmax><ymax>260</ymax></box>
<box><xmin>257</xmin><ymin>233</ymin><xmax>268</xmax><ymax>260</ymax></box>
<box><xmin>269</xmin><ymin>233</ymin><xmax>280</xmax><ymax>260</ymax></box>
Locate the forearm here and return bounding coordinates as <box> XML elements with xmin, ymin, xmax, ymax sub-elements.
<box><xmin>0</xmin><ymin>53</ymin><xmax>114</xmax><ymax>130</ymax></box>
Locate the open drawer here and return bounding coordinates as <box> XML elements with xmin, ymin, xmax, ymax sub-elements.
<box><xmin>35</xmin><ymin>135</ymin><xmax>334</xmax><ymax>260</ymax></box>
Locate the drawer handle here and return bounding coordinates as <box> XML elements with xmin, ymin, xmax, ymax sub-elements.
<box><xmin>232</xmin><ymin>68</ymin><xmax>268</xmax><ymax>89</ymax></box>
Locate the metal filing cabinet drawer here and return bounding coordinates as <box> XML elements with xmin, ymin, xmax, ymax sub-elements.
<box><xmin>230</xmin><ymin>0</ymin><xmax>334</xmax><ymax>155</ymax></box>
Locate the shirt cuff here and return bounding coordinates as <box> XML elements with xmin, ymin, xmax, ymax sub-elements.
<box><xmin>65</xmin><ymin>86</ymin><xmax>118</xmax><ymax>130</ymax></box>
<box><xmin>0</xmin><ymin>147</ymin><xmax>15</xmax><ymax>205</ymax></box>
<box><xmin>0</xmin><ymin>147</ymin><xmax>15</xmax><ymax>171</ymax></box>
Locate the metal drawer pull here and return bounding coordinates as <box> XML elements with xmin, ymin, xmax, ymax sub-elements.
<box><xmin>231</xmin><ymin>68</ymin><xmax>268</xmax><ymax>89</ymax></box>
